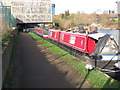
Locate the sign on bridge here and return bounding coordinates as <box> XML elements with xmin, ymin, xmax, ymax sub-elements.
<box><xmin>11</xmin><ymin>0</ymin><xmax>52</xmax><ymax>23</ymax></box>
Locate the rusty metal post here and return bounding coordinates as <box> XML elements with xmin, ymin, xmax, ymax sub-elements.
<box><xmin>117</xmin><ymin>1</ymin><xmax>120</xmax><ymax>67</ymax></box>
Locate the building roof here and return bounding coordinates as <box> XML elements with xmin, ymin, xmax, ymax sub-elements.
<box><xmin>108</xmin><ymin>13</ymin><xmax>118</xmax><ymax>18</ymax></box>
<box><xmin>53</xmin><ymin>15</ymin><xmax>59</xmax><ymax>16</ymax></box>
<box><xmin>89</xmin><ymin>13</ymin><xmax>118</xmax><ymax>18</ymax></box>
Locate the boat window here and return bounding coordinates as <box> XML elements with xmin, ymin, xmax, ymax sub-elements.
<box><xmin>61</xmin><ymin>34</ymin><xmax>64</xmax><ymax>40</ymax></box>
<box><xmin>50</xmin><ymin>31</ymin><xmax>52</xmax><ymax>36</ymax></box>
<box><xmin>54</xmin><ymin>33</ymin><xmax>57</xmax><ymax>38</ymax></box>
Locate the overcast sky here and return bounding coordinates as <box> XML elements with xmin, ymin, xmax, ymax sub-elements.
<box><xmin>52</xmin><ymin>0</ymin><xmax>119</xmax><ymax>14</ymax></box>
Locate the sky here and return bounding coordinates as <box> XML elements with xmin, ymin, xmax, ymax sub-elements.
<box><xmin>0</xmin><ymin>0</ymin><xmax>119</xmax><ymax>14</ymax></box>
<box><xmin>52</xmin><ymin>0</ymin><xmax>119</xmax><ymax>14</ymax></box>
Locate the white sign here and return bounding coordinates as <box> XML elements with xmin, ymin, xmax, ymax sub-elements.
<box><xmin>11</xmin><ymin>0</ymin><xmax>52</xmax><ymax>23</ymax></box>
<box><xmin>70</xmin><ymin>36</ymin><xmax>76</xmax><ymax>44</ymax></box>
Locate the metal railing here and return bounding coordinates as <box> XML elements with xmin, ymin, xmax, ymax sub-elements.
<box><xmin>1</xmin><ymin>3</ymin><xmax>17</xmax><ymax>37</ymax></box>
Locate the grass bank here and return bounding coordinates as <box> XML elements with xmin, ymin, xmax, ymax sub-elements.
<box><xmin>28</xmin><ymin>32</ymin><xmax>120</xmax><ymax>88</ymax></box>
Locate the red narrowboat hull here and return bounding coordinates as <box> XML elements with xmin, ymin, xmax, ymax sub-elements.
<box><xmin>49</xmin><ymin>30</ymin><xmax>96</xmax><ymax>53</ymax></box>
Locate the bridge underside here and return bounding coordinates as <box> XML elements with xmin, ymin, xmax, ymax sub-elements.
<box><xmin>17</xmin><ymin>22</ymin><xmax>53</xmax><ymax>32</ymax></box>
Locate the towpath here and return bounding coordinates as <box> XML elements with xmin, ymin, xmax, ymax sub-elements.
<box><xmin>10</xmin><ymin>32</ymin><xmax>75</xmax><ymax>88</ymax></box>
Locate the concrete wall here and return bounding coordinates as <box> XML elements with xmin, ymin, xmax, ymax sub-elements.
<box><xmin>2</xmin><ymin>30</ymin><xmax>18</xmax><ymax>84</ymax></box>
